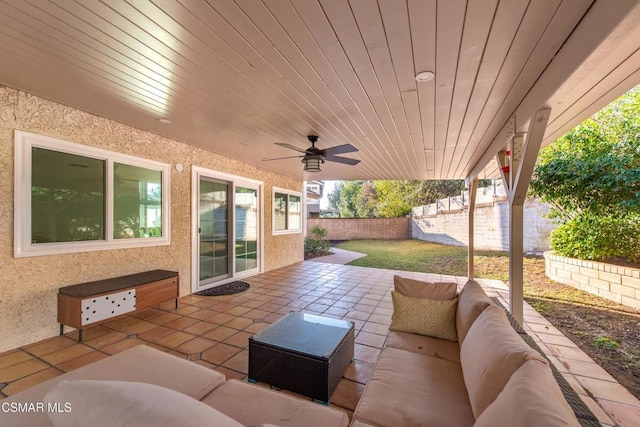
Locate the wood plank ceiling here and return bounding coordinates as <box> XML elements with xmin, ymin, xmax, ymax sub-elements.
<box><xmin>0</xmin><ymin>0</ymin><xmax>639</xmax><ymax>180</ymax></box>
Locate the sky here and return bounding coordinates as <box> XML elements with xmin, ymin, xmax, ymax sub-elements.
<box><xmin>320</xmin><ymin>180</ymin><xmax>339</xmax><ymax>209</ymax></box>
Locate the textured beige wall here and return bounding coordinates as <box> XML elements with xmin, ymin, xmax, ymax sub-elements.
<box><xmin>0</xmin><ymin>86</ymin><xmax>303</xmax><ymax>352</ymax></box>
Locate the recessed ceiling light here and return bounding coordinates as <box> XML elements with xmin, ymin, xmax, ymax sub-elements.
<box><xmin>158</xmin><ymin>118</ymin><xmax>172</xmax><ymax>124</ymax></box>
<box><xmin>415</xmin><ymin>71</ymin><xmax>435</xmax><ymax>83</ymax></box>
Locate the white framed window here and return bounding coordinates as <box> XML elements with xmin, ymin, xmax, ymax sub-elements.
<box><xmin>272</xmin><ymin>187</ymin><xmax>302</xmax><ymax>234</ymax></box>
<box><xmin>14</xmin><ymin>130</ymin><xmax>171</xmax><ymax>257</ymax></box>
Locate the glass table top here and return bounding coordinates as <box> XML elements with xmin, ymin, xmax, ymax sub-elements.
<box><xmin>251</xmin><ymin>312</ymin><xmax>354</xmax><ymax>358</ymax></box>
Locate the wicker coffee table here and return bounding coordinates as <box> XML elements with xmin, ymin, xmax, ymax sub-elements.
<box><xmin>248</xmin><ymin>312</ymin><xmax>355</xmax><ymax>403</ymax></box>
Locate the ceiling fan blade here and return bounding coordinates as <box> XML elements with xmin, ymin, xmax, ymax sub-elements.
<box><xmin>323</xmin><ymin>144</ymin><xmax>358</xmax><ymax>155</ymax></box>
<box><xmin>262</xmin><ymin>155</ymin><xmax>304</xmax><ymax>161</ymax></box>
<box><xmin>275</xmin><ymin>143</ymin><xmax>308</xmax><ymax>153</ymax></box>
<box><xmin>324</xmin><ymin>155</ymin><xmax>360</xmax><ymax>166</ymax></box>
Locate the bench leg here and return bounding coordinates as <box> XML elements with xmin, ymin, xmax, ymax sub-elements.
<box><xmin>78</xmin><ymin>329</ymin><xmax>83</xmax><ymax>343</ymax></box>
<box><xmin>59</xmin><ymin>324</ymin><xmax>64</xmax><ymax>336</ymax></box>
<box><xmin>175</xmin><ymin>298</ymin><xmax>178</xmax><ymax>309</ymax></box>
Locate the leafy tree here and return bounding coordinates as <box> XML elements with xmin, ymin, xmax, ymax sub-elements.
<box><xmin>327</xmin><ymin>182</ymin><xmax>342</xmax><ymax>212</ymax></box>
<box><xmin>530</xmin><ymin>86</ymin><xmax>640</xmax><ymax>262</ymax></box>
<box><xmin>356</xmin><ymin>181</ymin><xmax>378</xmax><ymax>217</ymax></box>
<box><xmin>338</xmin><ymin>181</ymin><xmax>363</xmax><ymax>218</ymax></box>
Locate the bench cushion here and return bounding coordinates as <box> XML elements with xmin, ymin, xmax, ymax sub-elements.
<box><xmin>460</xmin><ymin>305</ymin><xmax>547</xmax><ymax>418</ymax></box>
<box><xmin>201</xmin><ymin>380</ymin><xmax>349</xmax><ymax>427</ymax></box>
<box><xmin>352</xmin><ymin>347</ymin><xmax>474</xmax><ymax>427</ymax></box>
<box><xmin>1</xmin><ymin>345</ymin><xmax>226</xmax><ymax>427</ymax></box>
<box><xmin>385</xmin><ymin>331</ymin><xmax>461</xmax><ymax>363</ymax></box>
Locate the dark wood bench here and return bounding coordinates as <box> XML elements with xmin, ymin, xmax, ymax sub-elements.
<box><xmin>58</xmin><ymin>270</ymin><xmax>179</xmax><ymax>342</ymax></box>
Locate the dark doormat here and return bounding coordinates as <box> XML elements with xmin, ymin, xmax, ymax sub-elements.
<box><xmin>194</xmin><ymin>281</ymin><xmax>250</xmax><ymax>296</ymax></box>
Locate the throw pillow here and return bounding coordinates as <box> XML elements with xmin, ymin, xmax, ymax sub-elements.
<box><xmin>393</xmin><ymin>275</ymin><xmax>457</xmax><ymax>299</ymax></box>
<box><xmin>389</xmin><ymin>291</ymin><xmax>458</xmax><ymax>341</ymax></box>
<box><xmin>44</xmin><ymin>380</ymin><xmax>243</xmax><ymax>427</ymax></box>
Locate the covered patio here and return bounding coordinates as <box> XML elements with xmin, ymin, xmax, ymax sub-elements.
<box><xmin>1</xmin><ymin>262</ymin><xmax>639</xmax><ymax>425</ymax></box>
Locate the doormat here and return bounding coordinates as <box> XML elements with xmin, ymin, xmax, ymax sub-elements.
<box><xmin>194</xmin><ymin>281</ymin><xmax>250</xmax><ymax>296</ymax></box>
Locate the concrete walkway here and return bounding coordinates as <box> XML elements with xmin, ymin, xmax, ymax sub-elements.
<box><xmin>307</xmin><ymin>247</ymin><xmax>366</xmax><ymax>264</ymax></box>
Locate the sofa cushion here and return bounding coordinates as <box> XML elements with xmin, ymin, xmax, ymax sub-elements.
<box><xmin>0</xmin><ymin>345</ymin><xmax>226</xmax><ymax>427</ymax></box>
<box><xmin>456</xmin><ymin>280</ymin><xmax>492</xmax><ymax>345</ymax></box>
<box><xmin>352</xmin><ymin>347</ymin><xmax>474</xmax><ymax>427</ymax></box>
<box><xmin>393</xmin><ymin>275</ymin><xmax>457</xmax><ymax>299</ymax></box>
<box><xmin>201</xmin><ymin>379</ymin><xmax>349</xmax><ymax>427</ymax></box>
<box><xmin>389</xmin><ymin>291</ymin><xmax>458</xmax><ymax>341</ymax></box>
<box><xmin>475</xmin><ymin>360</ymin><xmax>581</xmax><ymax>427</ymax></box>
<box><xmin>44</xmin><ymin>380</ymin><xmax>242</xmax><ymax>427</ymax></box>
<box><xmin>460</xmin><ymin>305</ymin><xmax>547</xmax><ymax>418</ymax></box>
<box><xmin>386</xmin><ymin>331</ymin><xmax>461</xmax><ymax>363</ymax></box>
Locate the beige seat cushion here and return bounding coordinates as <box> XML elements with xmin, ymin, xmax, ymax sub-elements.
<box><xmin>353</xmin><ymin>347</ymin><xmax>474</xmax><ymax>427</ymax></box>
<box><xmin>389</xmin><ymin>291</ymin><xmax>458</xmax><ymax>341</ymax></box>
<box><xmin>1</xmin><ymin>345</ymin><xmax>226</xmax><ymax>427</ymax></box>
<box><xmin>44</xmin><ymin>380</ymin><xmax>242</xmax><ymax>427</ymax></box>
<box><xmin>456</xmin><ymin>280</ymin><xmax>492</xmax><ymax>345</ymax></box>
<box><xmin>393</xmin><ymin>275</ymin><xmax>457</xmax><ymax>299</ymax></box>
<box><xmin>385</xmin><ymin>330</ymin><xmax>461</xmax><ymax>363</ymax></box>
<box><xmin>460</xmin><ymin>305</ymin><xmax>547</xmax><ymax>418</ymax></box>
<box><xmin>201</xmin><ymin>379</ymin><xmax>349</xmax><ymax>427</ymax></box>
<box><xmin>475</xmin><ymin>360</ymin><xmax>581</xmax><ymax>427</ymax></box>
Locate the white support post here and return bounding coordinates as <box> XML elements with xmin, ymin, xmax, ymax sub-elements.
<box><xmin>467</xmin><ymin>178</ymin><xmax>478</xmax><ymax>280</ymax></box>
<box><xmin>507</xmin><ymin>108</ymin><xmax>551</xmax><ymax>325</ymax></box>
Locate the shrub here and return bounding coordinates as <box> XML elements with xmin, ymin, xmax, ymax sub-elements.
<box><xmin>550</xmin><ymin>212</ymin><xmax>640</xmax><ymax>262</ymax></box>
<box><xmin>304</xmin><ymin>225</ymin><xmax>330</xmax><ymax>258</ymax></box>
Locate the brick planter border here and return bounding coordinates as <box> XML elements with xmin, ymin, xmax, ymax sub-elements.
<box><xmin>544</xmin><ymin>251</ymin><xmax>640</xmax><ymax>310</ymax></box>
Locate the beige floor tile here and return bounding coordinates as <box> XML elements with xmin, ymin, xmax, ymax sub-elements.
<box><xmin>203</xmin><ymin>326</ymin><xmax>238</xmax><ymax>341</ymax></box>
<box><xmin>23</xmin><ymin>336</ymin><xmax>77</xmax><ymax>357</ymax></box>
<box><xmin>56</xmin><ymin>351</ymin><xmax>109</xmax><ymax>372</ymax></box>
<box><xmin>40</xmin><ymin>344</ymin><xmax>94</xmax><ymax>365</ymax></box>
<box><xmin>1</xmin><ymin>368</ymin><xmax>62</xmax><ymax>396</ymax></box>
<box><xmin>182</xmin><ymin>321</ymin><xmax>217</xmax><ymax>336</ymax></box>
<box><xmin>174</xmin><ymin>337</ymin><xmax>217</xmax><ymax>355</ymax></box>
<box><xmin>187</xmin><ymin>309</ymin><xmax>219</xmax><ymax>320</ymax></box>
<box><xmin>201</xmin><ymin>343</ymin><xmax>241</xmax><ymax>365</ymax></box>
<box><xmin>244</xmin><ymin>322</ymin><xmax>269</xmax><ymax>334</ymax></box>
<box><xmin>83</xmin><ymin>331</ymin><xmax>128</xmax><ymax>349</ymax></box>
<box><xmin>175</xmin><ymin>305</ymin><xmax>201</xmax><ymax>316</ymax></box>
<box><xmin>597</xmin><ymin>399</ymin><xmax>640</xmax><ymax>427</ymax></box>
<box><xmin>223</xmin><ymin>331</ymin><xmax>252</xmax><ymax>349</ymax></box>
<box><xmin>154</xmin><ymin>332</ymin><xmax>197</xmax><ymax>349</ymax></box>
<box><xmin>225</xmin><ymin>306</ymin><xmax>252</xmax><ymax>316</ymax></box>
<box><xmin>163</xmin><ymin>316</ymin><xmax>200</xmax><ymax>330</ymax></box>
<box><xmin>208</xmin><ymin>312</ymin><xmax>237</xmax><ymax>325</ymax></box>
<box><xmin>102</xmin><ymin>339</ymin><xmax>146</xmax><ymax>355</ymax></box>
<box><xmin>224</xmin><ymin>317</ymin><xmax>254</xmax><ymax>331</ymax></box>
<box><xmin>214</xmin><ymin>366</ymin><xmax>245</xmax><ymax>381</ymax></box>
<box><xmin>355</xmin><ymin>331</ymin><xmax>386</xmax><ymax>348</ymax></box>
<box><xmin>65</xmin><ymin>324</ymin><xmax>112</xmax><ymax>342</ymax></box>
<box><xmin>221</xmin><ymin>350</ymin><xmax>248</xmax><ymax>373</ymax></box>
<box><xmin>129</xmin><ymin>308</ymin><xmax>165</xmax><ymax>320</ymax></box>
<box><xmin>361</xmin><ymin>322</ymin><xmax>389</xmax><ymax>336</ymax></box>
<box><xmin>149</xmin><ymin>312</ymin><xmax>182</xmax><ymax>325</ymax></box>
<box><xmin>137</xmin><ymin>325</ymin><xmax>175</xmax><ymax>342</ymax></box>
<box><xmin>0</xmin><ymin>359</ymin><xmax>50</xmax><ymax>382</ymax></box>
<box><xmin>0</xmin><ymin>350</ymin><xmax>33</xmax><ymax>371</ymax></box>
<box><xmin>354</xmin><ymin>344</ymin><xmax>381</xmax><ymax>365</ymax></box>
<box><xmin>344</xmin><ymin>360</ymin><xmax>374</xmax><ymax>385</ymax></box>
<box><xmin>330</xmin><ymin>379</ymin><xmax>365</xmax><ymax>410</ymax></box>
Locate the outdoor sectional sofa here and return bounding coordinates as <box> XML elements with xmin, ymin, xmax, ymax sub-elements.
<box><xmin>1</xmin><ymin>344</ymin><xmax>350</xmax><ymax>427</ymax></box>
<box><xmin>351</xmin><ymin>278</ymin><xmax>584</xmax><ymax>427</ymax></box>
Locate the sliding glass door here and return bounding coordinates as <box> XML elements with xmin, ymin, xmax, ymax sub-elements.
<box><xmin>194</xmin><ymin>169</ymin><xmax>261</xmax><ymax>291</ymax></box>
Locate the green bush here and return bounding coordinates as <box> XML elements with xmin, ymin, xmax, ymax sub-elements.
<box><xmin>304</xmin><ymin>225</ymin><xmax>330</xmax><ymax>257</ymax></box>
<box><xmin>550</xmin><ymin>212</ymin><xmax>640</xmax><ymax>262</ymax></box>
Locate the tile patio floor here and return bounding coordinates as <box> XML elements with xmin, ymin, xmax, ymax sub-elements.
<box><xmin>1</xmin><ymin>261</ymin><xmax>639</xmax><ymax>426</ymax></box>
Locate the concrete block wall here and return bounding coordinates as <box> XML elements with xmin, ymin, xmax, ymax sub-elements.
<box><xmin>412</xmin><ymin>199</ymin><xmax>555</xmax><ymax>253</ymax></box>
<box><xmin>545</xmin><ymin>252</ymin><xmax>640</xmax><ymax>310</ymax></box>
<box><xmin>307</xmin><ymin>218</ymin><xmax>411</xmax><ymax>241</ymax></box>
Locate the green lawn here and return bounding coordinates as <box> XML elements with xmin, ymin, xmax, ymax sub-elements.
<box><xmin>336</xmin><ymin>239</ymin><xmax>507</xmax><ymax>278</ymax></box>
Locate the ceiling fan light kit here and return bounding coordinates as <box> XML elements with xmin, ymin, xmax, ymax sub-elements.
<box><xmin>262</xmin><ymin>135</ymin><xmax>360</xmax><ymax>172</ymax></box>
<box><xmin>302</xmin><ymin>154</ymin><xmax>324</xmax><ymax>172</ymax></box>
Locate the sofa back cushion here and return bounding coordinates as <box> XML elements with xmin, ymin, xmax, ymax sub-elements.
<box><xmin>474</xmin><ymin>360</ymin><xmax>580</xmax><ymax>427</ymax></box>
<box><xmin>455</xmin><ymin>280</ymin><xmax>491</xmax><ymax>345</ymax></box>
<box><xmin>460</xmin><ymin>305</ymin><xmax>547</xmax><ymax>418</ymax></box>
<box><xmin>393</xmin><ymin>275</ymin><xmax>457</xmax><ymax>299</ymax></box>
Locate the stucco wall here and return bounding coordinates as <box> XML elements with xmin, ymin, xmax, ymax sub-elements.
<box><xmin>0</xmin><ymin>86</ymin><xmax>303</xmax><ymax>352</ymax></box>
<box><xmin>412</xmin><ymin>199</ymin><xmax>554</xmax><ymax>253</ymax></box>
